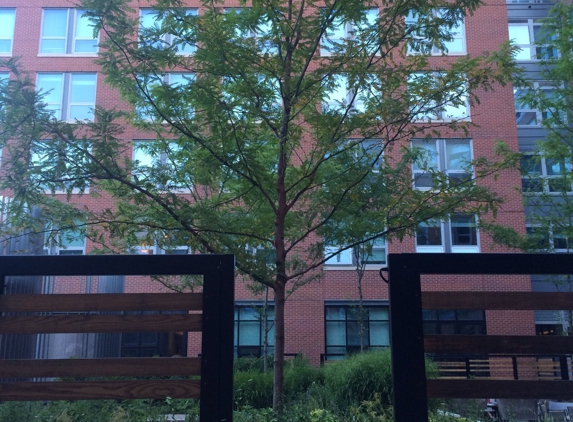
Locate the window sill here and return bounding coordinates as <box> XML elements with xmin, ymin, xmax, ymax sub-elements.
<box><xmin>37</xmin><ymin>53</ymin><xmax>98</xmax><ymax>58</ymax></box>
<box><xmin>0</xmin><ymin>53</ymin><xmax>12</xmax><ymax>57</ymax></box>
<box><xmin>323</xmin><ymin>264</ymin><xmax>385</xmax><ymax>271</ymax></box>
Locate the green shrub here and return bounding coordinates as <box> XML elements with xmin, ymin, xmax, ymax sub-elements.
<box><xmin>234</xmin><ymin>355</ymin><xmax>273</xmax><ymax>373</ymax></box>
<box><xmin>234</xmin><ymin>370</ymin><xmax>274</xmax><ymax>409</ymax></box>
<box><xmin>322</xmin><ymin>350</ymin><xmax>393</xmax><ymax>409</ymax></box>
<box><xmin>284</xmin><ymin>356</ymin><xmax>324</xmax><ymax>401</ymax></box>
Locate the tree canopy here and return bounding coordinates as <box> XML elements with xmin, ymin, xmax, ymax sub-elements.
<box><xmin>0</xmin><ymin>0</ymin><xmax>516</xmax><ymax>410</ymax></box>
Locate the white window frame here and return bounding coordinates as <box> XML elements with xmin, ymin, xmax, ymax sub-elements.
<box><xmin>416</xmin><ymin>214</ymin><xmax>479</xmax><ymax>253</ymax></box>
<box><xmin>521</xmin><ymin>155</ymin><xmax>573</xmax><ymax>194</ymax></box>
<box><xmin>36</xmin><ymin>72</ymin><xmax>97</xmax><ymax>122</ymax></box>
<box><xmin>39</xmin><ymin>9</ymin><xmax>98</xmax><ymax>56</ymax></box>
<box><xmin>406</xmin><ymin>8</ymin><xmax>466</xmax><ymax>56</ymax></box>
<box><xmin>508</xmin><ymin>18</ymin><xmax>555</xmax><ymax>62</ymax></box>
<box><xmin>408</xmin><ymin>73</ymin><xmax>469</xmax><ymax>122</ymax></box>
<box><xmin>139</xmin><ymin>8</ymin><xmax>198</xmax><ymax>55</ymax></box>
<box><xmin>321</xmin><ymin>8</ymin><xmax>378</xmax><ymax>56</ymax></box>
<box><xmin>411</xmin><ymin>139</ymin><xmax>473</xmax><ymax>190</ymax></box>
<box><xmin>324</xmin><ymin>238</ymin><xmax>387</xmax><ymax>268</ymax></box>
<box><xmin>0</xmin><ymin>9</ymin><xmax>15</xmax><ymax>56</ymax></box>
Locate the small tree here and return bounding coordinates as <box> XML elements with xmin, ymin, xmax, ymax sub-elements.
<box><xmin>0</xmin><ymin>0</ymin><xmax>516</xmax><ymax>411</ymax></box>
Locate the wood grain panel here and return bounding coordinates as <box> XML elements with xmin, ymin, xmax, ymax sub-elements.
<box><xmin>425</xmin><ymin>334</ymin><xmax>573</xmax><ymax>354</ymax></box>
<box><xmin>0</xmin><ymin>380</ymin><xmax>201</xmax><ymax>401</ymax></box>
<box><xmin>427</xmin><ymin>379</ymin><xmax>573</xmax><ymax>399</ymax></box>
<box><xmin>422</xmin><ymin>292</ymin><xmax>573</xmax><ymax>310</ymax></box>
<box><xmin>0</xmin><ymin>293</ymin><xmax>203</xmax><ymax>312</ymax></box>
<box><xmin>0</xmin><ymin>314</ymin><xmax>202</xmax><ymax>334</ymax></box>
<box><xmin>0</xmin><ymin>357</ymin><xmax>201</xmax><ymax>378</ymax></box>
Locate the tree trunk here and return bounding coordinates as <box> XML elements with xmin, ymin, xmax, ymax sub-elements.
<box><xmin>263</xmin><ymin>286</ymin><xmax>269</xmax><ymax>373</ymax></box>
<box><xmin>272</xmin><ymin>281</ymin><xmax>285</xmax><ymax>413</ymax></box>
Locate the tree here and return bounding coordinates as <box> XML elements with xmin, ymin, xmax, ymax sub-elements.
<box><xmin>0</xmin><ymin>0</ymin><xmax>516</xmax><ymax>411</ymax></box>
<box><xmin>513</xmin><ymin>2</ymin><xmax>573</xmax><ymax>332</ymax></box>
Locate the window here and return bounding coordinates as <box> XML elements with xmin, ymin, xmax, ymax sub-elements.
<box><xmin>408</xmin><ymin>73</ymin><xmax>469</xmax><ymax>121</ymax></box>
<box><xmin>521</xmin><ymin>155</ymin><xmax>572</xmax><ymax>194</ymax></box>
<box><xmin>221</xmin><ymin>74</ymin><xmax>281</xmax><ymax>119</ymax></box>
<box><xmin>36</xmin><ymin>73</ymin><xmax>97</xmax><ymax>122</ymax></box>
<box><xmin>324</xmin><ymin>303</ymin><xmax>389</xmax><ymax>361</ymax></box>
<box><xmin>509</xmin><ymin>19</ymin><xmax>555</xmax><ymax>61</ymax></box>
<box><xmin>30</xmin><ymin>141</ymin><xmax>90</xmax><ymax>194</ymax></box>
<box><xmin>526</xmin><ymin>226</ymin><xmax>573</xmax><ymax>252</ymax></box>
<box><xmin>44</xmin><ymin>226</ymin><xmax>86</xmax><ymax>255</ymax></box>
<box><xmin>140</xmin><ymin>9</ymin><xmax>197</xmax><ymax>54</ymax></box>
<box><xmin>412</xmin><ymin>139</ymin><xmax>473</xmax><ymax>189</ymax></box>
<box><xmin>121</xmin><ymin>314</ymin><xmax>186</xmax><ymax>357</ymax></box>
<box><xmin>321</xmin><ymin>8</ymin><xmax>378</xmax><ymax>56</ymax></box>
<box><xmin>0</xmin><ymin>9</ymin><xmax>15</xmax><ymax>55</ymax></box>
<box><xmin>423</xmin><ymin>309</ymin><xmax>485</xmax><ymax>335</ymax></box>
<box><xmin>325</xmin><ymin>238</ymin><xmax>386</xmax><ymax>267</ymax></box>
<box><xmin>224</xmin><ymin>8</ymin><xmax>277</xmax><ymax>55</ymax></box>
<box><xmin>132</xmin><ymin>140</ymin><xmax>192</xmax><ymax>191</ymax></box>
<box><xmin>234</xmin><ymin>304</ymin><xmax>274</xmax><ymax>357</ymax></box>
<box><xmin>406</xmin><ymin>9</ymin><xmax>465</xmax><ymax>55</ymax></box>
<box><xmin>514</xmin><ymin>82</ymin><xmax>559</xmax><ymax>126</ymax></box>
<box><xmin>130</xmin><ymin>230</ymin><xmax>191</xmax><ymax>255</ymax></box>
<box><xmin>322</xmin><ymin>74</ymin><xmax>377</xmax><ymax>114</ymax></box>
<box><xmin>416</xmin><ymin>214</ymin><xmax>479</xmax><ymax>253</ymax></box>
<box><xmin>40</xmin><ymin>9</ymin><xmax>98</xmax><ymax>55</ymax></box>
<box><xmin>136</xmin><ymin>72</ymin><xmax>194</xmax><ymax>121</ymax></box>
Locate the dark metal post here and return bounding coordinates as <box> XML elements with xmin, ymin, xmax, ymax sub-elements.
<box><xmin>465</xmin><ymin>357</ymin><xmax>471</xmax><ymax>379</ymax></box>
<box><xmin>200</xmin><ymin>255</ymin><xmax>235</xmax><ymax>422</ymax></box>
<box><xmin>389</xmin><ymin>255</ymin><xmax>429</xmax><ymax>422</ymax></box>
<box><xmin>512</xmin><ymin>356</ymin><xmax>518</xmax><ymax>380</ymax></box>
<box><xmin>559</xmin><ymin>355</ymin><xmax>569</xmax><ymax>381</ymax></box>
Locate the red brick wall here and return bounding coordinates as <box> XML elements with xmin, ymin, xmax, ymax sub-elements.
<box><xmin>0</xmin><ymin>0</ymin><xmax>534</xmax><ymax>365</ymax></box>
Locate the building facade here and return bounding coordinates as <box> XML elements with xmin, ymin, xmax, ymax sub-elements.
<box><xmin>0</xmin><ymin>0</ymin><xmax>547</xmax><ymax>365</ymax></box>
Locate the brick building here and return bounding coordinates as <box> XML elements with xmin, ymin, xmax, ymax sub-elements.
<box><xmin>0</xmin><ymin>0</ymin><xmax>546</xmax><ymax>365</ymax></box>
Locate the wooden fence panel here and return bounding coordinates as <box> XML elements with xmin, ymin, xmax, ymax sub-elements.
<box><xmin>0</xmin><ymin>380</ymin><xmax>201</xmax><ymax>401</ymax></box>
<box><xmin>0</xmin><ymin>255</ymin><xmax>235</xmax><ymax>422</ymax></box>
<box><xmin>0</xmin><ymin>293</ymin><xmax>203</xmax><ymax>312</ymax></box>
<box><xmin>0</xmin><ymin>357</ymin><xmax>201</xmax><ymax>378</ymax></box>
<box><xmin>0</xmin><ymin>314</ymin><xmax>202</xmax><ymax>334</ymax></box>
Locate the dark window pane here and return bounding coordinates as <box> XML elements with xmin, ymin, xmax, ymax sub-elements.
<box><xmin>417</xmin><ymin>223</ymin><xmax>442</xmax><ymax>246</ymax></box>
<box><xmin>458</xmin><ymin>323</ymin><xmax>485</xmax><ymax>335</ymax></box>
<box><xmin>456</xmin><ymin>310</ymin><xmax>484</xmax><ymax>320</ymax></box>
<box><xmin>423</xmin><ymin>310</ymin><xmax>438</xmax><ymax>320</ymax></box>
<box><xmin>423</xmin><ymin>322</ymin><xmax>438</xmax><ymax>335</ymax></box>
<box><xmin>438</xmin><ymin>310</ymin><xmax>456</xmax><ymax>320</ymax></box>
<box><xmin>439</xmin><ymin>323</ymin><xmax>455</xmax><ymax>335</ymax></box>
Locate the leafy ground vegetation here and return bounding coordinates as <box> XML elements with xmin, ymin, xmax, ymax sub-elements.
<box><xmin>0</xmin><ymin>351</ymin><xmax>482</xmax><ymax>421</ymax></box>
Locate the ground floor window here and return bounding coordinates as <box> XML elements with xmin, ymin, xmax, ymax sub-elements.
<box><xmin>324</xmin><ymin>302</ymin><xmax>389</xmax><ymax>361</ymax></box>
<box><xmin>234</xmin><ymin>304</ymin><xmax>274</xmax><ymax>357</ymax></box>
<box><xmin>422</xmin><ymin>309</ymin><xmax>486</xmax><ymax>335</ymax></box>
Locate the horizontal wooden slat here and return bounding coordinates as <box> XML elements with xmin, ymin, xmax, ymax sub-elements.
<box><xmin>422</xmin><ymin>292</ymin><xmax>573</xmax><ymax>310</ymax></box>
<box><xmin>427</xmin><ymin>379</ymin><xmax>573</xmax><ymax>399</ymax></box>
<box><xmin>0</xmin><ymin>380</ymin><xmax>200</xmax><ymax>401</ymax></box>
<box><xmin>425</xmin><ymin>334</ymin><xmax>573</xmax><ymax>354</ymax></box>
<box><xmin>0</xmin><ymin>357</ymin><xmax>201</xmax><ymax>378</ymax></box>
<box><xmin>0</xmin><ymin>293</ymin><xmax>202</xmax><ymax>313</ymax></box>
<box><xmin>0</xmin><ymin>314</ymin><xmax>202</xmax><ymax>334</ymax></box>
